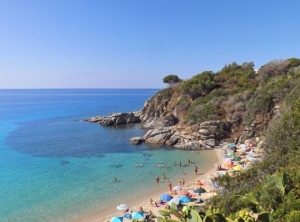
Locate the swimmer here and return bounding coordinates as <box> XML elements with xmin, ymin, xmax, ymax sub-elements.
<box><xmin>114</xmin><ymin>177</ymin><xmax>117</xmax><ymax>182</ymax></box>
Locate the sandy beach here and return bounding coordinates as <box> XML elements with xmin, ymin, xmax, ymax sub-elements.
<box><xmin>79</xmin><ymin>148</ymin><xmax>223</xmax><ymax>222</ymax></box>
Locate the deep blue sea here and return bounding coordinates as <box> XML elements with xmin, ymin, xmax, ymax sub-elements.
<box><xmin>0</xmin><ymin>89</ymin><xmax>212</xmax><ymax>222</ymax></box>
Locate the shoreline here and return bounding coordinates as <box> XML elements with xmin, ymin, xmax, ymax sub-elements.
<box><xmin>80</xmin><ymin>148</ymin><xmax>223</xmax><ymax>222</ymax></box>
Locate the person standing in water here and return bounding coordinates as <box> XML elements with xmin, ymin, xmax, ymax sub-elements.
<box><xmin>194</xmin><ymin>166</ymin><xmax>198</xmax><ymax>175</ymax></box>
<box><xmin>155</xmin><ymin>176</ymin><xmax>160</xmax><ymax>183</ymax></box>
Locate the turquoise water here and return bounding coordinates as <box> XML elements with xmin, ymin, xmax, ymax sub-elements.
<box><xmin>0</xmin><ymin>89</ymin><xmax>211</xmax><ymax>221</ymax></box>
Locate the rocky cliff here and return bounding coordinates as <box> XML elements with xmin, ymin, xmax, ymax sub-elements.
<box><xmin>86</xmin><ymin>59</ymin><xmax>300</xmax><ymax>149</ymax></box>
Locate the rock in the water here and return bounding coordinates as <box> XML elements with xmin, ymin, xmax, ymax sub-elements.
<box><xmin>85</xmin><ymin>112</ymin><xmax>141</xmax><ymax>126</ymax></box>
<box><xmin>130</xmin><ymin>137</ymin><xmax>143</xmax><ymax>145</ymax></box>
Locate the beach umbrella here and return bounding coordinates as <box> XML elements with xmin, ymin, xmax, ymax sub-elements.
<box><xmin>177</xmin><ymin>190</ymin><xmax>190</xmax><ymax>196</ymax></box>
<box><xmin>224</xmin><ymin>158</ymin><xmax>232</xmax><ymax>164</ymax></box>
<box><xmin>160</xmin><ymin>193</ymin><xmax>173</xmax><ymax>202</ymax></box>
<box><xmin>194</xmin><ymin>187</ymin><xmax>206</xmax><ymax>194</ymax></box>
<box><xmin>233</xmin><ymin>156</ymin><xmax>241</xmax><ymax>161</ymax></box>
<box><xmin>172</xmin><ymin>185</ymin><xmax>182</xmax><ymax>191</ymax></box>
<box><xmin>168</xmin><ymin>196</ymin><xmax>181</xmax><ymax>206</ymax></box>
<box><xmin>247</xmin><ymin>154</ymin><xmax>254</xmax><ymax>159</ymax></box>
<box><xmin>229</xmin><ymin>146</ymin><xmax>235</xmax><ymax>151</ymax></box>
<box><xmin>116</xmin><ymin>204</ymin><xmax>130</xmax><ymax>211</ymax></box>
<box><xmin>179</xmin><ymin>196</ymin><xmax>192</xmax><ymax>203</ymax></box>
<box><xmin>233</xmin><ymin>165</ymin><xmax>243</xmax><ymax>172</ymax></box>
<box><xmin>225</xmin><ymin>163</ymin><xmax>234</xmax><ymax>168</ymax></box>
<box><xmin>222</xmin><ymin>154</ymin><xmax>229</xmax><ymax>158</ymax></box>
<box><xmin>228</xmin><ymin>143</ymin><xmax>236</xmax><ymax>148</ymax></box>
<box><xmin>123</xmin><ymin>213</ymin><xmax>132</xmax><ymax>220</ymax></box>
<box><xmin>111</xmin><ymin>217</ymin><xmax>123</xmax><ymax>222</ymax></box>
<box><xmin>132</xmin><ymin>212</ymin><xmax>144</xmax><ymax>219</ymax></box>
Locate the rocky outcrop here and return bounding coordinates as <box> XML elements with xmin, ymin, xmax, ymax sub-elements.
<box><xmin>140</xmin><ymin>114</ymin><xmax>178</xmax><ymax>129</ymax></box>
<box><xmin>85</xmin><ymin>112</ymin><xmax>141</xmax><ymax>126</ymax></box>
<box><xmin>130</xmin><ymin>137</ymin><xmax>143</xmax><ymax>145</ymax></box>
<box><xmin>138</xmin><ymin>120</ymin><xmax>231</xmax><ymax>149</ymax></box>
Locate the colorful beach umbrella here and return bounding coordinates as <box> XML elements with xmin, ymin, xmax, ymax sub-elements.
<box><xmin>233</xmin><ymin>165</ymin><xmax>243</xmax><ymax>172</ymax></box>
<box><xmin>116</xmin><ymin>204</ymin><xmax>130</xmax><ymax>211</ymax></box>
<box><xmin>111</xmin><ymin>217</ymin><xmax>123</xmax><ymax>222</ymax></box>
<box><xmin>194</xmin><ymin>187</ymin><xmax>206</xmax><ymax>194</ymax></box>
<box><xmin>179</xmin><ymin>196</ymin><xmax>192</xmax><ymax>203</ymax></box>
<box><xmin>123</xmin><ymin>213</ymin><xmax>132</xmax><ymax>220</ymax></box>
<box><xmin>160</xmin><ymin>193</ymin><xmax>173</xmax><ymax>202</ymax></box>
<box><xmin>172</xmin><ymin>185</ymin><xmax>182</xmax><ymax>191</ymax></box>
<box><xmin>132</xmin><ymin>212</ymin><xmax>144</xmax><ymax>219</ymax></box>
<box><xmin>177</xmin><ymin>190</ymin><xmax>190</xmax><ymax>196</ymax></box>
<box><xmin>168</xmin><ymin>196</ymin><xmax>181</xmax><ymax>206</ymax></box>
<box><xmin>233</xmin><ymin>156</ymin><xmax>241</xmax><ymax>161</ymax></box>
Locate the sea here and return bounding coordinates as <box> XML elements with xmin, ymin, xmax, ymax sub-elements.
<box><xmin>0</xmin><ymin>89</ymin><xmax>212</xmax><ymax>222</ymax></box>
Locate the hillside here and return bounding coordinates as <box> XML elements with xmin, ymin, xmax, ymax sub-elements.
<box><xmin>140</xmin><ymin>58</ymin><xmax>300</xmax><ymax>145</ymax></box>
<box><xmin>140</xmin><ymin>58</ymin><xmax>300</xmax><ymax>221</ymax></box>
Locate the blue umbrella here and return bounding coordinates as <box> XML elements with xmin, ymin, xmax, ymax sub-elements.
<box><xmin>111</xmin><ymin>217</ymin><xmax>123</xmax><ymax>222</ymax></box>
<box><xmin>124</xmin><ymin>213</ymin><xmax>132</xmax><ymax>220</ymax></box>
<box><xmin>228</xmin><ymin>143</ymin><xmax>236</xmax><ymax>148</ymax></box>
<box><xmin>179</xmin><ymin>196</ymin><xmax>192</xmax><ymax>203</ymax></box>
<box><xmin>160</xmin><ymin>193</ymin><xmax>173</xmax><ymax>202</ymax></box>
<box><xmin>132</xmin><ymin>212</ymin><xmax>144</xmax><ymax>219</ymax></box>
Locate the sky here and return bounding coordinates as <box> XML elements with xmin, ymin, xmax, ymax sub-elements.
<box><xmin>0</xmin><ymin>0</ymin><xmax>300</xmax><ymax>89</ymax></box>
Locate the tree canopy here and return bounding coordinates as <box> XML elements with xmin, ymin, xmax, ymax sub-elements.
<box><xmin>163</xmin><ymin>75</ymin><xmax>182</xmax><ymax>87</ymax></box>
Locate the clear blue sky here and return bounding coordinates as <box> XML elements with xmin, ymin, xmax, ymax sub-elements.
<box><xmin>1</xmin><ymin>0</ymin><xmax>299</xmax><ymax>89</ymax></box>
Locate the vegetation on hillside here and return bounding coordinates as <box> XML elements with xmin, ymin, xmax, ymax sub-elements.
<box><xmin>151</xmin><ymin>58</ymin><xmax>300</xmax><ymax>221</ymax></box>
<box><xmin>159</xmin><ymin>58</ymin><xmax>300</xmax><ymax>141</ymax></box>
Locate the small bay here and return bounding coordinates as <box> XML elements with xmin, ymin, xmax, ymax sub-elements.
<box><xmin>0</xmin><ymin>89</ymin><xmax>212</xmax><ymax>221</ymax></box>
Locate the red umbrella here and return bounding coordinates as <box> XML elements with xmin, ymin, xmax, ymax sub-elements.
<box><xmin>177</xmin><ymin>190</ymin><xmax>190</xmax><ymax>196</ymax></box>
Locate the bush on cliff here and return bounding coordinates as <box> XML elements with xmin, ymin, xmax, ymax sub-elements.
<box><xmin>207</xmin><ymin>87</ymin><xmax>300</xmax><ymax>221</ymax></box>
<box><xmin>180</xmin><ymin>71</ymin><xmax>218</xmax><ymax>100</ymax></box>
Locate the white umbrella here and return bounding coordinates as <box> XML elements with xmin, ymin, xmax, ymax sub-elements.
<box><xmin>168</xmin><ymin>196</ymin><xmax>181</xmax><ymax>205</ymax></box>
<box><xmin>172</xmin><ymin>185</ymin><xmax>182</xmax><ymax>191</ymax></box>
<box><xmin>116</xmin><ymin>204</ymin><xmax>130</xmax><ymax>211</ymax></box>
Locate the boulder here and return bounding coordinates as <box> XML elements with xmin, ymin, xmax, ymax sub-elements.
<box><xmin>162</xmin><ymin>114</ymin><xmax>178</xmax><ymax>127</ymax></box>
<box><xmin>199</xmin><ymin>129</ymin><xmax>210</xmax><ymax>135</ymax></box>
<box><xmin>167</xmin><ymin>134</ymin><xmax>181</xmax><ymax>146</ymax></box>
<box><xmin>130</xmin><ymin>137</ymin><xmax>143</xmax><ymax>145</ymax></box>
<box><xmin>204</xmin><ymin>139</ymin><xmax>216</xmax><ymax>147</ymax></box>
<box><xmin>144</xmin><ymin>132</ymin><xmax>173</xmax><ymax>144</ymax></box>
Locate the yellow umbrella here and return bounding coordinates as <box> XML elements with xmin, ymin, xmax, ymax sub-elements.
<box><xmin>233</xmin><ymin>165</ymin><xmax>243</xmax><ymax>172</ymax></box>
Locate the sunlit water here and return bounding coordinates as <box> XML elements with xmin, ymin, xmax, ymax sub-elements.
<box><xmin>0</xmin><ymin>89</ymin><xmax>212</xmax><ymax>221</ymax></box>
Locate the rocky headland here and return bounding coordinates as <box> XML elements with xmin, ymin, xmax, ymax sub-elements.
<box><xmin>84</xmin><ymin>61</ymin><xmax>294</xmax><ymax>150</ymax></box>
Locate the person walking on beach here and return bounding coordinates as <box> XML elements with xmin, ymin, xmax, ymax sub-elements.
<box><xmin>168</xmin><ymin>181</ymin><xmax>172</xmax><ymax>191</ymax></box>
<box><xmin>182</xmin><ymin>178</ymin><xmax>185</xmax><ymax>187</ymax></box>
<box><xmin>194</xmin><ymin>166</ymin><xmax>198</xmax><ymax>175</ymax></box>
